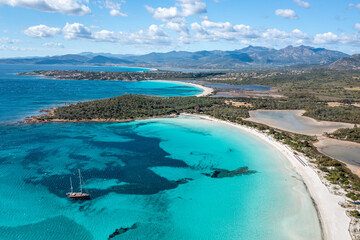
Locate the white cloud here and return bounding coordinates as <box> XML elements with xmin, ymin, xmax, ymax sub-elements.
<box><xmin>313</xmin><ymin>32</ymin><xmax>339</xmax><ymax>44</ymax></box>
<box><xmin>93</xmin><ymin>24</ymin><xmax>170</xmax><ymax>45</ymax></box>
<box><xmin>110</xmin><ymin>9</ymin><xmax>127</xmax><ymax>16</ymax></box>
<box><xmin>162</xmin><ymin>20</ymin><xmax>189</xmax><ymax>35</ymax></box>
<box><xmin>0</xmin><ymin>44</ymin><xmax>33</xmax><ymax>51</ymax></box>
<box><xmin>355</xmin><ymin>23</ymin><xmax>360</xmax><ymax>32</ymax></box>
<box><xmin>312</xmin><ymin>32</ymin><xmax>360</xmax><ymax>46</ymax></box>
<box><xmin>201</xmin><ymin>20</ymin><xmax>233</xmax><ymax>31</ymax></box>
<box><xmin>291</xmin><ymin>29</ymin><xmax>309</xmax><ymax>39</ymax></box>
<box><xmin>180</xmin><ymin>0</ymin><xmax>207</xmax><ymax>17</ymax></box>
<box><xmin>275</xmin><ymin>9</ymin><xmax>298</xmax><ymax>19</ymax></box>
<box><xmin>24</xmin><ymin>25</ymin><xmax>61</xmax><ymax>38</ymax></box>
<box><xmin>349</xmin><ymin>3</ymin><xmax>360</xmax><ymax>11</ymax></box>
<box><xmin>0</xmin><ymin>44</ymin><xmax>20</xmax><ymax>51</ymax></box>
<box><xmin>0</xmin><ymin>0</ymin><xmax>91</xmax><ymax>15</ymax></box>
<box><xmin>233</xmin><ymin>24</ymin><xmax>259</xmax><ymax>38</ymax></box>
<box><xmin>24</xmin><ymin>22</ymin><xmax>170</xmax><ymax>45</ymax></box>
<box><xmin>146</xmin><ymin>0</ymin><xmax>206</xmax><ymax>21</ymax></box>
<box><xmin>43</xmin><ymin>42</ymin><xmax>64</xmax><ymax>48</ymax></box>
<box><xmin>146</xmin><ymin>6</ymin><xmax>180</xmax><ymax>21</ymax></box>
<box><xmin>93</xmin><ymin>30</ymin><xmax>117</xmax><ymax>42</ymax></box>
<box><xmin>190</xmin><ymin>19</ymin><xmax>259</xmax><ymax>41</ymax></box>
<box><xmin>262</xmin><ymin>28</ymin><xmax>289</xmax><ymax>39</ymax></box>
<box><xmin>0</xmin><ymin>37</ymin><xmax>19</xmax><ymax>44</ymax></box>
<box><xmin>21</xmin><ymin>19</ymin><xmax>360</xmax><ymax>49</ymax></box>
<box><xmin>63</xmin><ymin>22</ymin><xmax>92</xmax><ymax>40</ymax></box>
<box><xmin>103</xmin><ymin>0</ymin><xmax>127</xmax><ymax>17</ymax></box>
<box><xmin>294</xmin><ymin>0</ymin><xmax>311</xmax><ymax>8</ymax></box>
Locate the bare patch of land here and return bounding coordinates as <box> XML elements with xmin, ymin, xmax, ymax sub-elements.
<box><xmin>345</xmin><ymin>87</ymin><xmax>360</xmax><ymax>91</ymax></box>
<box><xmin>225</xmin><ymin>100</ymin><xmax>253</xmax><ymax>108</ymax></box>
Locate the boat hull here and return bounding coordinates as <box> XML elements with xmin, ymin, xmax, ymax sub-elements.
<box><xmin>66</xmin><ymin>192</ymin><xmax>91</xmax><ymax>200</ymax></box>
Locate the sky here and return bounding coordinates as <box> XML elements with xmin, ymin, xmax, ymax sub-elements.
<box><xmin>0</xmin><ymin>0</ymin><xmax>360</xmax><ymax>57</ymax></box>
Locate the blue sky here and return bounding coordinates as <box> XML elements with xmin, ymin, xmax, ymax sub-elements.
<box><xmin>0</xmin><ymin>0</ymin><xmax>360</xmax><ymax>57</ymax></box>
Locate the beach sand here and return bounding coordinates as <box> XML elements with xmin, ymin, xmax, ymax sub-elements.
<box><xmin>184</xmin><ymin>114</ymin><xmax>352</xmax><ymax>240</ymax></box>
<box><xmin>246</xmin><ymin>110</ymin><xmax>353</xmax><ymax>136</ymax></box>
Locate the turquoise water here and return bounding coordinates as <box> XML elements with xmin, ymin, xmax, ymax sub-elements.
<box><xmin>0</xmin><ymin>65</ymin><xmax>202</xmax><ymax>122</ymax></box>
<box><xmin>0</xmin><ymin>65</ymin><xmax>322</xmax><ymax>239</ymax></box>
<box><xmin>0</xmin><ymin>116</ymin><xmax>322</xmax><ymax>240</ymax></box>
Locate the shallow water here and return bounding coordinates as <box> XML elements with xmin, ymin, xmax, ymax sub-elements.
<box><xmin>0</xmin><ymin>65</ymin><xmax>322</xmax><ymax>240</ymax></box>
<box><xmin>0</xmin><ymin>116</ymin><xmax>322</xmax><ymax>240</ymax></box>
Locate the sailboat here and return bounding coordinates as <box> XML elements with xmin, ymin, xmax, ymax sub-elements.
<box><xmin>66</xmin><ymin>169</ymin><xmax>91</xmax><ymax>200</ymax></box>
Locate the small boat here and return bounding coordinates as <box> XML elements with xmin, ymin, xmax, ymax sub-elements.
<box><xmin>66</xmin><ymin>169</ymin><xmax>90</xmax><ymax>200</ymax></box>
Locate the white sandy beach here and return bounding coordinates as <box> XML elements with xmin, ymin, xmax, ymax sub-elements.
<box><xmin>147</xmin><ymin>80</ymin><xmax>214</xmax><ymax>97</ymax></box>
<box><xmin>184</xmin><ymin>114</ymin><xmax>352</xmax><ymax>240</ymax></box>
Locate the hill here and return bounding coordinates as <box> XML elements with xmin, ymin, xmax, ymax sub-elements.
<box><xmin>329</xmin><ymin>54</ymin><xmax>360</xmax><ymax>70</ymax></box>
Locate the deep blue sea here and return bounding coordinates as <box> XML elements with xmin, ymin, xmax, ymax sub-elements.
<box><xmin>0</xmin><ymin>65</ymin><xmax>322</xmax><ymax>240</ymax></box>
<box><xmin>0</xmin><ymin>64</ymin><xmax>202</xmax><ymax>122</ymax></box>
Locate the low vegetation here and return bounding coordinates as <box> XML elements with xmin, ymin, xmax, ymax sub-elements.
<box><xmin>19</xmin><ymin>70</ymin><xmax>224</xmax><ymax>81</ymax></box>
<box><xmin>327</xmin><ymin>126</ymin><xmax>360</xmax><ymax>143</ymax></box>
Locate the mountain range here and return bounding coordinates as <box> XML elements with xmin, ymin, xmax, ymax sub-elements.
<box><xmin>0</xmin><ymin>45</ymin><xmax>355</xmax><ymax>69</ymax></box>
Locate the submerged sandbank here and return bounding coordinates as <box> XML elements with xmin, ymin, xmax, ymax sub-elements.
<box><xmin>184</xmin><ymin>114</ymin><xmax>351</xmax><ymax>240</ymax></box>
<box><xmin>246</xmin><ymin>110</ymin><xmax>353</xmax><ymax>136</ymax></box>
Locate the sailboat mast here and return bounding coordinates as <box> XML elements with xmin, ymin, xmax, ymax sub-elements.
<box><xmin>70</xmin><ymin>177</ymin><xmax>73</xmax><ymax>193</ymax></box>
<box><xmin>78</xmin><ymin>169</ymin><xmax>82</xmax><ymax>193</ymax></box>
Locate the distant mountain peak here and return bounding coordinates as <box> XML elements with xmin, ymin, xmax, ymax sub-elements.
<box><xmin>0</xmin><ymin>46</ymin><xmax>352</xmax><ymax>69</ymax></box>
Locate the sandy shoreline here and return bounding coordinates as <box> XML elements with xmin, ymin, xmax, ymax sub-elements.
<box><xmin>184</xmin><ymin>113</ymin><xmax>351</xmax><ymax>240</ymax></box>
<box><xmin>146</xmin><ymin>80</ymin><xmax>214</xmax><ymax>97</ymax></box>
